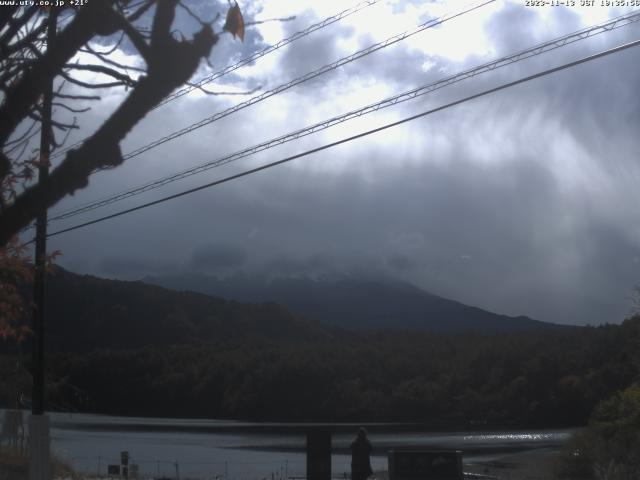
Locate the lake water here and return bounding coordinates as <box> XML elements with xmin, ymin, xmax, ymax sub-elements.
<box><xmin>3</xmin><ymin>411</ymin><xmax>573</xmax><ymax>479</ymax></box>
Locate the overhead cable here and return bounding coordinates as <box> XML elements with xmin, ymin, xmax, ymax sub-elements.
<box><xmin>49</xmin><ymin>9</ymin><xmax>640</xmax><ymax>223</ymax></box>
<box><xmin>52</xmin><ymin>0</ymin><xmax>495</xmax><ymax>161</ymax></box>
<box><xmin>156</xmin><ymin>0</ymin><xmax>385</xmax><ymax>108</ymax></box>
<box><xmin>45</xmin><ymin>37</ymin><xmax>640</xmax><ymax>239</ymax></box>
<box><xmin>51</xmin><ymin>0</ymin><xmax>384</xmax><ymax>158</ymax></box>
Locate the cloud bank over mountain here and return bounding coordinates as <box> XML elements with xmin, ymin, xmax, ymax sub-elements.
<box><xmin>50</xmin><ymin>1</ymin><xmax>640</xmax><ymax>326</ymax></box>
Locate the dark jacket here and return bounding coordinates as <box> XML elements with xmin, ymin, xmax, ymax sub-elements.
<box><xmin>351</xmin><ymin>433</ymin><xmax>373</xmax><ymax>480</ymax></box>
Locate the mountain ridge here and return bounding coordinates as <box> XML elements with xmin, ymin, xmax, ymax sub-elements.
<box><xmin>143</xmin><ymin>271</ymin><xmax>562</xmax><ymax>334</ymax></box>
<box><xmin>42</xmin><ymin>267</ymin><xmax>331</xmax><ymax>352</ymax></box>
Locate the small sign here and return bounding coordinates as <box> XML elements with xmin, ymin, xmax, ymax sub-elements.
<box><xmin>388</xmin><ymin>450</ymin><xmax>463</xmax><ymax>480</ymax></box>
<box><xmin>107</xmin><ymin>465</ymin><xmax>120</xmax><ymax>476</ymax></box>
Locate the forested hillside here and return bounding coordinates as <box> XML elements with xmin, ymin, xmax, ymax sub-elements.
<box><xmin>2</xmin><ymin>317</ymin><xmax>638</xmax><ymax>426</ymax></box>
<box><xmin>42</xmin><ymin>268</ymin><xmax>331</xmax><ymax>352</ymax></box>
<box><xmin>1</xmin><ymin>268</ymin><xmax>637</xmax><ymax>427</ymax></box>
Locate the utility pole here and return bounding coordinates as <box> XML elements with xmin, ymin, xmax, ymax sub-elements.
<box><xmin>30</xmin><ymin>7</ymin><xmax>57</xmax><ymax>480</ymax></box>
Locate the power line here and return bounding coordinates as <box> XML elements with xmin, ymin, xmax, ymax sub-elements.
<box><xmin>51</xmin><ymin>0</ymin><xmax>384</xmax><ymax>159</ymax></box>
<box><xmin>52</xmin><ymin>0</ymin><xmax>495</xmax><ymax>163</ymax></box>
<box><xmin>48</xmin><ymin>0</ymin><xmax>494</xmax><ymax>222</ymax></box>
<box><xmin>48</xmin><ymin>9</ymin><xmax>640</xmax><ymax>223</ymax></box>
<box><xmin>155</xmin><ymin>0</ymin><xmax>385</xmax><ymax>108</ymax></box>
<box><xmin>122</xmin><ymin>0</ymin><xmax>494</xmax><ymax>160</ymax></box>
<box><xmin>45</xmin><ymin>37</ymin><xmax>640</xmax><ymax>239</ymax></box>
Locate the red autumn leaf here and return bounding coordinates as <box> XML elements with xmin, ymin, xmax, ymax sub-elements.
<box><xmin>223</xmin><ymin>2</ymin><xmax>245</xmax><ymax>41</ymax></box>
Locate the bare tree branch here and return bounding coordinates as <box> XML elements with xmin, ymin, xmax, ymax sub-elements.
<box><xmin>178</xmin><ymin>1</ymin><xmax>212</xmax><ymax>27</ymax></box>
<box><xmin>53</xmin><ymin>92</ymin><xmax>101</xmax><ymax>101</ymax></box>
<box><xmin>64</xmin><ymin>63</ymin><xmax>138</xmax><ymax>86</ymax></box>
<box><xmin>0</xmin><ymin>7</ymin><xmax>39</xmax><ymax>49</ymax></box>
<box><xmin>0</xmin><ymin>152</ymin><xmax>10</xmax><ymax>181</ymax></box>
<box><xmin>4</xmin><ymin>118</ymin><xmax>39</xmax><ymax>148</ymax></box>
<box><xmin>84</xmin><ymin>31</ymin><xmax>125</xmax><ymax>56</ymax></box>
<box><xmin>52</xmin><ymin>120</ymin><xmax>76</xmax><ymax>149</ymax></box>
<box><xmin>59</xmin><ymin>69</ymin><xmax>128</xmax><ymax>90</ymax></box>
<box><xmin>51</xmin><ymin>102</ymin><xmax>91</xmax><ymax>114</ymax></box>
<box><xmin>0</xmin><ymin>1</ymin><xmax>119</xmax><ymax>146</ymax></box>
<box><xmin>186</xmin><ymin>81</ymin><xmax>261</xmax><ymax>96</ymax></box>
<box><xmin>109</xmin><ymin>11</ymin><xmax>152</xmax><ymax>62</ymax></box>
<box><xmin>0</xmin><ymin>19</ymin><xmax>47</xmax><ymax>63</ymax></box>
<box><xmin>0</xmin><ymin>3</ymin><xmax>220</xmax><ymax>246</ymax></box>
<box><xmin>126</xmin><ymin>0</ymin><xmax>156</xmax><ymax>23</ymax></box>
<box><xmin>81</xmin><ymin>44</ymin><xmax>146</xmax><ymax>72</ymax></box>
<box><xmin>244</xmin><ymin>15</ymin><xmax>297</xmax><ymax>27</ymax></box>
<box><xmin>27</xmin><ymin>111</ymin><xmax>78</xmax><ymax>131</ymax></box>
<box><xmin>4</xmin><ymin>135</ymin><xmax>32</xmax><ymax>162</ymax></box>
<box><xmin>0</xmin><ymin>6</ymin><xmax>19</xmax><ymax>33</ymax></box>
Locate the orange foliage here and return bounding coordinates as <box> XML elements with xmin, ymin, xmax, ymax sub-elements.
<box><xmin>223</xmin><ymin>2</ymin><xmax>245</xmax><ymax>41</ymax></box>
<box><xmin>0</xmin><ymin>237</ymin><xmax>33</xmax><ymax>342</ymax></box>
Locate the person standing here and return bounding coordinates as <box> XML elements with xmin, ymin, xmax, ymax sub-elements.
<box><xmin>351</xmin><ymin>427</ymin><xmax>373</xmax><ymax>480</ymax></box>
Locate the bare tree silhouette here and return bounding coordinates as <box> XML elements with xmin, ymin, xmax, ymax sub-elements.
<box><xmin>0</xmin><ymin>0</ymin><xmax>245</xmax><ymax>247</ymax></box>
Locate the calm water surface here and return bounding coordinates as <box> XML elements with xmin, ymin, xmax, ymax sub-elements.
<box><xmin>5</xmin><ymin>411</ymin><xmax>574</xmax><ymax>479</ymax></box>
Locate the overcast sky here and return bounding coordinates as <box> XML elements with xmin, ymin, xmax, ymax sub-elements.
<box><xmin>41</xmin><ymin>0</ymin><xmax>640</xmax><ymax>326</ymax></box>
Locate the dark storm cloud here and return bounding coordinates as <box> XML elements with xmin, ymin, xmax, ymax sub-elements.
<box><xmin>189</xmin><ymin>243</ymin><xmax>248</xmax><ymax>271</ymax></box>
<box><xmin>485</xmin><ymin>3</ymin><xmax>579</xmax><ymax>55</ymax></box>
<box><xmin>387</xmin><ymin>254</ymin><xmax>415</xmax><ymax>272</ymax></box>
<box><xmin>256</xmin><ymin>251</ymin><xmax>391</xmax><ymax>279</ymax></box>
<box><xmin>346</xmin><ymin>33</ymin><xmax>438</xmax><ymax>87</ymax></box>
<box><xmin>275</xmin><ymin>10</ymin><xmax>356</xmax><ymax>83</ymax></box>
<box><xmin>51</xmin><ymin>2</ymin><xmax>640</xmax><ymax>327</ymax></box>
<box><xmin>263</xmin><ymin>252</ymin><xmax>335</xmax><ymax>275</ymax></box>
<box><xmin>98</xmin><ymin>257</ymin><xmax>177</xmax><ymax>278</ymax></box>
<box><xmin>140</xmin><ymin>98</ymin><xmax>638</xmax><ymax>327</ymax></box>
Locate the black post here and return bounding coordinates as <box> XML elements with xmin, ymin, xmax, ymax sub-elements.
<box><xmin>32</xmin><ymin>6</ymin><xmax>57</xmax><ymax>417</ymax></box>
<box><xmin>306</xmin><ymin>430</ymin><xmax>331</xmax><ymax>480</ymax></box>
<box><xmin>29</xmin><ymin>10</ymin><xmax>56</xmax><ymax>480</ymax></box>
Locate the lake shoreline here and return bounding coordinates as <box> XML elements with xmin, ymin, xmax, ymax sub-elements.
<box><xmin>0</xmin><ymin>410</ymin><xmax>573</xmax><ymax>479</ymax></box>
<box><xmin>369</xmin><ymin>448</ymin><xmax>558</xmax><ymax>480</ymax></box>
<box><xmin>30</xmin><ymin>406</ymin><xmax>583</xmax><ymax>434</ymax></box>
<box><xmin>463</xmin><ymin>448</ymin><xmax>558</xmax><ymax>479</ymax></box>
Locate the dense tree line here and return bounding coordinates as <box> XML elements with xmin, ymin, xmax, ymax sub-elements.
<box><xmin>2</xmin><ymin>316</ymin><xmax>638</xmax><ymax>427</ymax></box>
<box><xmin>556</xmin><ymin>383</ymin><xmax>640</xmax><ymax>479</ymax></box>
<box><xmin>42</xmin><ymin>269</ymin><xmax>330</xmax><ymax>351</ymax></box>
